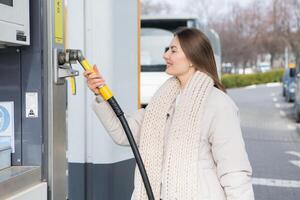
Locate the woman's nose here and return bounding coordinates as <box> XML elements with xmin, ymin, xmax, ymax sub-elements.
<box><xmin>163</xmin><ymin>53</ymin><xmax>167</xmax><ymax>60</ymax></box>
<box><xmin>163</xmin><ymin>51</ymin><xmax>169</xmax><ymax>60</ymax></box>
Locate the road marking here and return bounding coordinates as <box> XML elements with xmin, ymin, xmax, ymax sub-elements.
<box><xmin>286</xmin><ymin>151</ymin><xmax>300</xmax><ymax>168</ymax></box>
<box><xmin>286</xmin><ymin>151</ymin><xmax>300</xmax><ymax>158</ymax></box>
<box><xmin>289</xmin><ymin>160</ymin><xmax>300</xmax><ymax>168</ymax></box>
<box><xmin>252</xmin><ymin>178</ymin><xmax>300</xmax><ymax>188</ymax></box>
<box><xmin>273</xmin><ymin>97</ymin><xmax>278</xmax><ymax>102</ymax></box>
<box><xmin>275</xmin><ymin>103</ymin><xmax>281</xmax><ymax>108</ymax></box>
<box><xmin>287</xmin><ymin>124</ymin><xmax>296</xmax><ymax>130</ymax></box>
<box><xmin>254</xmin><ymin>152</ymin><xmax>300</xmax><ymax>187</ymax></box>
<box><xmin>266</xmin><ymin>82</ymin><xmax>281</xmax><ymax>87</ymax></box>
<box><xmin>279</xmin><ymin>110</ymin><xmax>286</xmax><ymax>117</ymax></box>
<box><xmin>245</xmin><ymin>85</ymin><xmax>257</xmax><ymax>89</ymax></box>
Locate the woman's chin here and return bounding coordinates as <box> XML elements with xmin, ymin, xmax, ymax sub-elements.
<box><xmin>165</xmin><ymin>68</ymin><xmax>176</xmax><ymax>76</ymax></box>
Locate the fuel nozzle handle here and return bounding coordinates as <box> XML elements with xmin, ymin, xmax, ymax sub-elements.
<box><xmin>76</xmin><ymin>51</ymin><xmax>123</xmax><ymax>116</ymax></box>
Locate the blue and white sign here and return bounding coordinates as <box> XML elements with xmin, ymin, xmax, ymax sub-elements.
<box><xmin>0</xmin><ymin>102</ymin><xmax>14</xmax><ymax>152</ymax></box>
<box><xmin>0</xmin><ymin>105</ymin><xmax>10</xmax><ymax>132</ymax></box>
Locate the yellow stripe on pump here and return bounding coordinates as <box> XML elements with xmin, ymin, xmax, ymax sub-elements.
<box><xmin>79</xmin><ymin>59</ymin><xmax>113</xmax><ymax>100</ymax></box>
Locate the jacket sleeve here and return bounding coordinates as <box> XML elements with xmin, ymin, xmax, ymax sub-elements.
<box><xmin>209</xmin><ymin>101</ymin><xmax>254</xmax><ymax>200</ymax></box>
<box><xmin>92</xmin><ymin>96</ymin><xmax>145</xmax><ymax>146</ymax></box>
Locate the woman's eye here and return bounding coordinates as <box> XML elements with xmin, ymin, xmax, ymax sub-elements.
<box><xmin>171</xmin><ymin>50</ymin><xmax>176</xmax><ymax>53</ymax></box>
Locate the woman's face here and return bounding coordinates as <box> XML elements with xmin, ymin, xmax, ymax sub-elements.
<box><xmin>163</xmin><ymin>36</ymin><xmax>192</xmax><ymax>76</ymax></box>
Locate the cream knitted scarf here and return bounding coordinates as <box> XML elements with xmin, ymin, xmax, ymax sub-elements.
<box><xmin>132</xmin><ymin>71</ymin><xmax>214</xmax><ymax>200</ymax></box>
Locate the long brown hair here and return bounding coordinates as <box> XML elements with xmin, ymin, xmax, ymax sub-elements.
<box><xmin>174</xmin><ymin>27</ymin><xmax>226</xmax><ymax>92</ymax></box>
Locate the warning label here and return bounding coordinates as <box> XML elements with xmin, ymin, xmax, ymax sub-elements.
<box><xmin>26</xmin><ymin>92</ymin><xmax>38</xmax><ymax>118</ymax></box>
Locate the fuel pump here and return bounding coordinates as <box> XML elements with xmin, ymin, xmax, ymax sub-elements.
<box><xmin>55</xmin><ymin>49</ymin><xmax>155</xmax><ymax>200</ymax></box>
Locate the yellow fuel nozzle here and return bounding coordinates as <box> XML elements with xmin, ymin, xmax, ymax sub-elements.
<box><xmin>79</xmin><ymin>59</ymin><xmax>113</xmax><ymax>101</ymax></box>
<box><xmin>58</xmin><ymin>49</ymin><xmax>113</xmax><ymax>100</ymax></box>
<box><xmin>71</xmin><ymin>50</ymin><xmax>113</xmax><ymax>101</ymax></box>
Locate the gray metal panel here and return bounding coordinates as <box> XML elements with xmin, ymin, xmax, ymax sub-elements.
<box><xmin>21</xmin><ymin>0</ymin><xmax>43</xmax><ymax>166</ymax></box>
<box><xmin>0</xmin><ymin>148</ymin><xmax>11</xmax><ymax>170</ymax></box>
<box><xmin>21</xmin><ymin>50</ymin><xmax>43</xmax><ymax>166</ymax></box>
<box><xmin>68</xmin><ymin>159</ymin><xmax>135</xmax><ymax>200</ymax></box>
<box><xmin>48</xmin><ymin>82</ymin><xmax>67</xmax><ymax>200</ymax></box>
<box><xmin>41</xmin><ymin>0</ymin><xmax>49</xmax><ymax>184</ymax></box>
<box><xmin>0</xmin><ymin>166</ymin><xmax>41</xmax><ymax>199</ymax></box>
<box><xmin>0</xmin><ymin>48</ymin><xmax>22</xmax><ymax>166</ymax></box>
<box><xmin>43</xmin><ymin>0</ymin><xmax>67</xmax><ymax>199</ymax></box>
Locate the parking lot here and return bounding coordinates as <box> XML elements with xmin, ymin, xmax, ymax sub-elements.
<box><xmin>228</xmin><ymin>83</ymin><xmax>300</xmax><ymax>200</ymax></box>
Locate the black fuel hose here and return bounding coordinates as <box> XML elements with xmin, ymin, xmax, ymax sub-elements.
<box><xmin>107</xmin><ymin>97</ymin><xmax>155</xmax><ymax>200</ymax></box>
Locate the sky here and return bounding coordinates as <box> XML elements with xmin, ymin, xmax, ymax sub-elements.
<box><xmin>146</xmin><ymin>0</ymin><xmax>270</xmax><ymax>25</ymax></box>
<box><xmin>150</xmin><ymin>0</ymin><xmax>254</xmax><ymax>15</ymax></box>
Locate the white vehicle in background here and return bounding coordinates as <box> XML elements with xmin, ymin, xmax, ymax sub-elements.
<box><xmin>140</xmin><ymin>16</ymin><xmax>222</xmax><ymax>107</ymax></box>
<box><xmin>257</xmin><ymin>62</ymin><xmax>271</xmax><ymax>73</ymax></box>
<box><xmin>140</xmin><ymin>27</ymin><xmax>173</xmax><ymax>106</ymax></box>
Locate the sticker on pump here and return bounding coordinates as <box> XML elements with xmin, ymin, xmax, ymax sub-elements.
<box><xmin>26</xmin><ymin>92</ymin><xmax>38</xmax><ymax>118</ymax></box>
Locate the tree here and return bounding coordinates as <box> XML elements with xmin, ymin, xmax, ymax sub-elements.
<box><xmin>141</xmin><ymin>0</ymin><xmax>171</xmax><ymax>15</ymax></box>
<box><xmin>284</xmin><ymin>0</ymin><xmax>300</xmax><ymax>65</ymax></box>
<box><xmin>211</xmin><ymin>2</ymin><xmax>264</xmax><ymax>71</ymax></box>
<box><xmin>258</xmin><ymin>0</ymin><xmax>289</xmax><ymax>67</ymax></box>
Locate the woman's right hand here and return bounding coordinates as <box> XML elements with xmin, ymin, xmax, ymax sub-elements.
<box><xmin>83</xmin><ymin>65</ymin><xmax>105</xmax><ymax>95</ymax></box>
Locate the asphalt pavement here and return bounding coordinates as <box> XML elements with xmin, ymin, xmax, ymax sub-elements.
<box><xmin>228</xmin><ymin>83</ymin><xmax>300</xmax><ymax>200</ymax></box>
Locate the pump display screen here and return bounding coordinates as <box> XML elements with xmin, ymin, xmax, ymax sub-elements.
<box><xmin>0</xmin><ymin>0</ymin><xmax>13</xmax><ymax>7</ymax></box>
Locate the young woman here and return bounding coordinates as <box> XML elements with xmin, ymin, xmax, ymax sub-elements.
<box><xmin>84</xmin><ymin>28</ymin><xmax>254</xmax><ymax>200</ymax></box>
